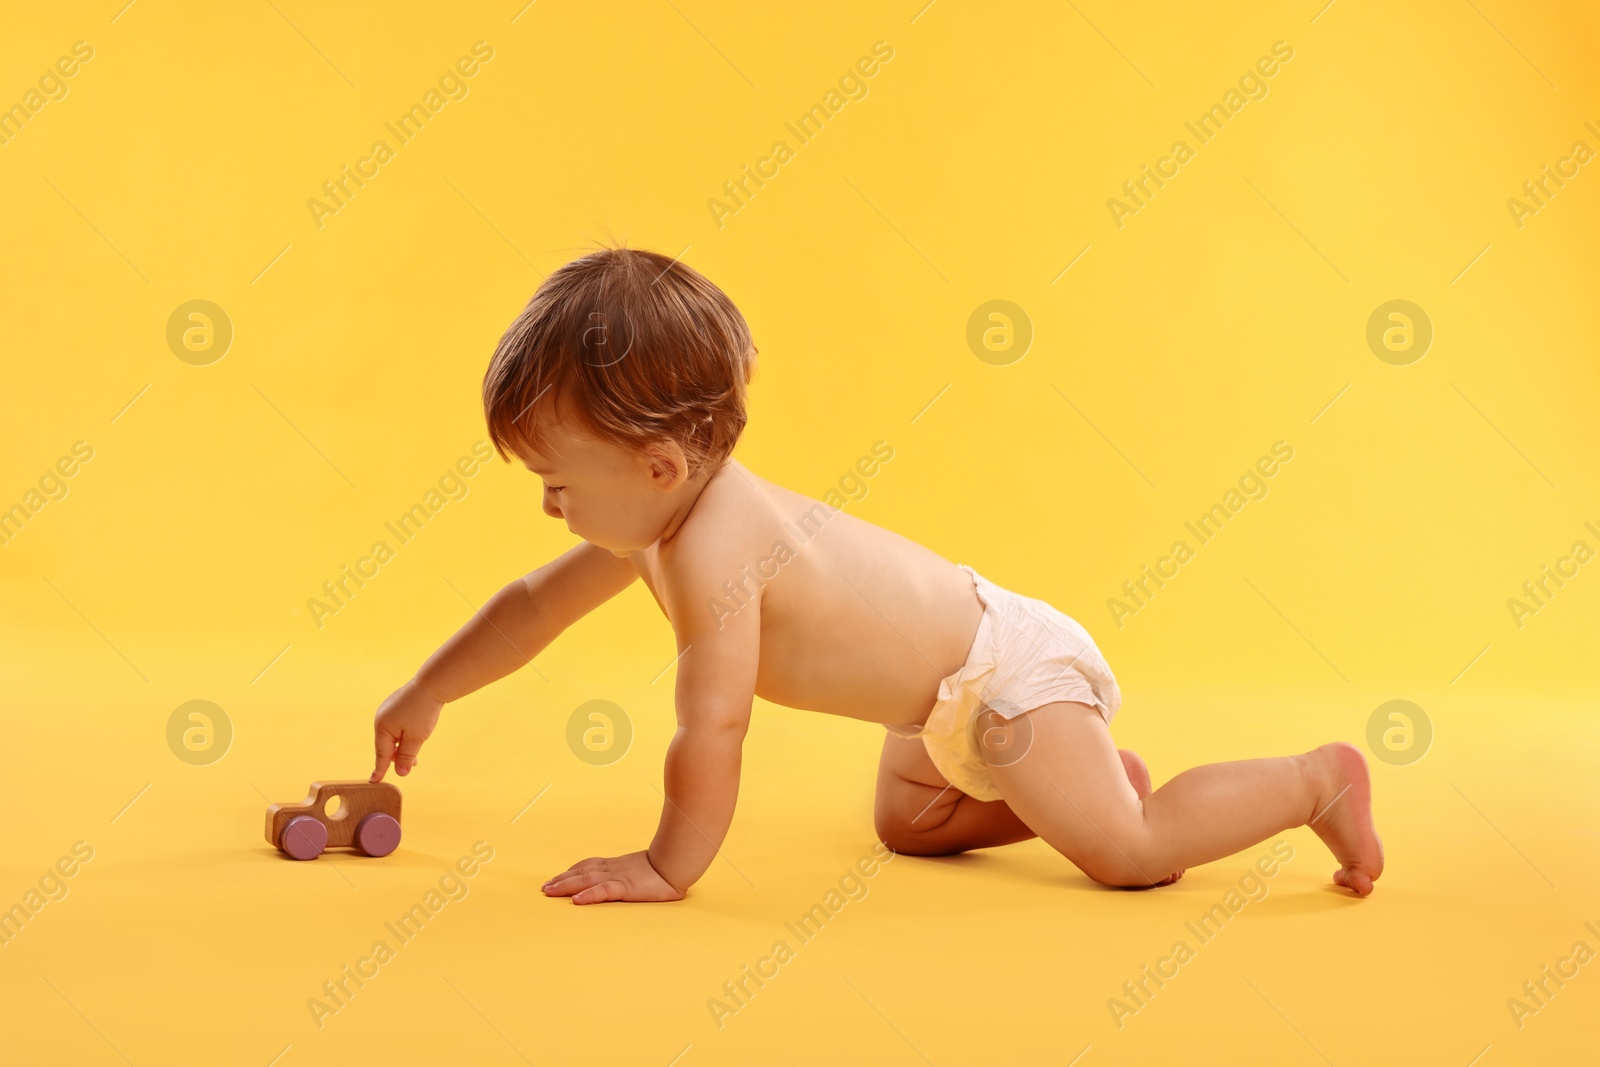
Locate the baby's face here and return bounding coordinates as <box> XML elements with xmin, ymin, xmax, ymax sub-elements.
<box><xmin>508</xmin><ymin>415</ymin><xmax>686</xmax><ymax>555</ymax></box>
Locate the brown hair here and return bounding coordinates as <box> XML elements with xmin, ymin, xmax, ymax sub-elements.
<box><xmin>483</xmin><ymin>244</ymin><xmax>758</xmax><ymax>479</ymax></box>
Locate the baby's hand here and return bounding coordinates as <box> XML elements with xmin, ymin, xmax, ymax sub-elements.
<box><xmin>541</xmin><ymin>850</ymin><xmax>685</xmax><ymax>905</ymax></box>
<box><xmin>370</xmin><ymin>678</ymin><xmax>443</xmax><ymax>781</ymax></box>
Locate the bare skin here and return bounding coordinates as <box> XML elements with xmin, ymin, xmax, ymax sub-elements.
<box><xmin>875</xmin><ymin>734</ymin><xmax>1186</xmax><ymax>886</ymax></box>
<box><xmin>371</xmin><ymin>410</ymin><xmax>1383</xmax><ymax>902</ymax></box>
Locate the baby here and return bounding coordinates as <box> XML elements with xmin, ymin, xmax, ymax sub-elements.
<box><xmin>369</xmin><ymin>246</ymin><xmax>1384</xmax><ymax>904</ymax></box>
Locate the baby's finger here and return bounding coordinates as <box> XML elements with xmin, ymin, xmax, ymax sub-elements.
<box><xmin>395</xmin><ymin>734</ymin><xmax>424</xmax><ymax>776</ymax></box>
<box><xmin>542</xmin><ymin>865</ymin><xmax>605</xmax><ymax>896</ymax></box>
<box><xmin>541</xmin><ymin>873</ymin><xmax>585</xmax><ymax>896</ymax></box>
<box><xmin>371</xmin><ymin>731</ymin><xmax>397</xmax><ymax>782</ymax></box>
<box><xmin>572</xmin><ymin>879</ymin><xmax>627</xmax><ymax>905</ymax></box>
<box><xmin>541</xmin><ymin>857</ymin><xmax>604</xmax><ymax>892</ymax></box>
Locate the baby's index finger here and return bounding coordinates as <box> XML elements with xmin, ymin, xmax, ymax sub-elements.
<box><xmin>372</xmin><ymin>730</ymin><xmax>397</xmax><ymax>782</ymax></box>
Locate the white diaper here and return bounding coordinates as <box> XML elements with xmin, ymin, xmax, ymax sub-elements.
<box><xmin>885</xmin><ymin>564</ymin><xmax>1121</xmax><ymax>802</ymax></box>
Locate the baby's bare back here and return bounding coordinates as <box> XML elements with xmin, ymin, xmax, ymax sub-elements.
<box><xmin>633</xmin><ymin>460</ymin><xmax>983</xmax><ymax>727</ymax></box>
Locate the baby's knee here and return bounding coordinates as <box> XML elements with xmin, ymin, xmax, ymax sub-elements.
<box><xmin>873</xmin><ymin>811</ymin><xmax>913</xmax><ymax>853</ymax></box>
<box><xmin>874</xmin><ymin>778</ymin><xmax>961</xmax><ymax>855</ymax></box>
<box><xmin>1071</xmin><ymin>840</ymin><xmax>1163</xmax><ymax>887</ymax></box>
<box><xmin>874</xmin><ymin>812</ymin><xmax>956</xmax><ymax>857</ymax></box>
<box><xmin>1081</xmin><ymin>858</ymin><xmax>1151</xmax><ymax>887</ymax></box>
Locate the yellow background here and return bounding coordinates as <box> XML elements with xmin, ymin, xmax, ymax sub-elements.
<box><xmin>2</xmin><ymin>0</ymin><xmax>1597</xmax><ymax>1063</ymax></box>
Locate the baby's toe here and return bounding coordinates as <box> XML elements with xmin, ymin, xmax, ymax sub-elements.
<box><xmin>1334</xmin><ymin>867</ymin><xmax>1373</xmax><ymax>896</ymax></box>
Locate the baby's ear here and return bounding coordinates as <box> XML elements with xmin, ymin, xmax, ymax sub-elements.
<box><xmin>643</xmin><ymin>438</ymin><xmax>690</xmax><ymax>490</ymax></box>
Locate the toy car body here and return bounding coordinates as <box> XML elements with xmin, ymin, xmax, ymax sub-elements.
<box><xmin>266</xmin><ymin>780</ymin><xmax>402</xmax><ymax>860</ymax></box>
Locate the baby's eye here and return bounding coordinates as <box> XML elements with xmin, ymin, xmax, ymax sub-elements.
<box><xmin>543</xmin><ymin>483</ymin><xmax>565</xmax><ymax>493</ymax></box>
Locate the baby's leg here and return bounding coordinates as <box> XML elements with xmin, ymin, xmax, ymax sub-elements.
<box><xmin>874</xmin><ymin>730</ymin><xmax>1036</xmax><ymax>855</ymax></box>
<box><xmin>986</xmin><ymin>702</ymin><xmax>1383</xmax><ymax>895</ymax></box>
<box><xmin>1115</xmin><ymin>749</ymin><xmax>1184</xmax><ymax>887</ymax></box>
<box><xmin>874</xmin><ymin>729</ymin><xmax>1167</xmax><ymax>860</ymax></box>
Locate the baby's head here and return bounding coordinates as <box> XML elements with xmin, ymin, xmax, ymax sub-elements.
<box><xmin>483</xmin><ymin>245</ymin><xmax>757</xmax><ymax>553</ymax></box>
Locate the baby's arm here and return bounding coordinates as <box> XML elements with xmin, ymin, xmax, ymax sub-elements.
<box><xmin>370</xmin><ymin>541</ymin><xmax>637</xmax><ymax>780</ymax></box>
<box><xmin>648</xmin><ymin>549</ymin><xmax>760</xmax><ymax>892</ymax></box>
<box><xmin>541</xmin><ymin>535</ymin><xmax>760</xmax><ymax>904</ymax></box>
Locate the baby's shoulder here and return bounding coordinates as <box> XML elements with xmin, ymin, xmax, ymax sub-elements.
<box><xmin>655</xmin><ymin>463</ymin><xmax>784</xmax><ymax>597</ymax></box>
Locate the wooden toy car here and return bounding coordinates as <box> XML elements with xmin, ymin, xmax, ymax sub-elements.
<box><xmin>266</xmin><ymin>780</ymin><xmax>402</xmax><ymax>860</ymax></box>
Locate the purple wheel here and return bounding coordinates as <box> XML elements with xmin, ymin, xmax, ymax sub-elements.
<box><xmin>355</xmin><ymin>812</ymin><xmax>401</xmax><ymax>857</ymax></box>
<box><xmin>282</xmin><ymin>815</ymin><xmax>327</xmax><ymax>860</ymax></box>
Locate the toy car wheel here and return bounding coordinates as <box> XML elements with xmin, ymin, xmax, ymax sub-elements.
<box><xmin>282</xmin><ymin>815</ymin><xmax>328</xmax><ymax>860</ymax></box>
<box><xmin>355</xmin><ymin>811</ymin><xmax>401</xmax><ymax>857</ymax></box>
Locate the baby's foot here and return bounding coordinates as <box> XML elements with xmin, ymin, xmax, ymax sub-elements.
<box><xmin>1306</xmin><ymin>742</ymin><xmax>1384</xmax><ymax>897</ymax></box>
<box><xmin>1119</xmin><ymin>749</ymin><xmax>1184</xmax><ymax>888</ymax></box>
<box><xmin>1118</xmin><ymin>748</ymin><xmax>1153</xmax><ymax>796</ymax></box>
